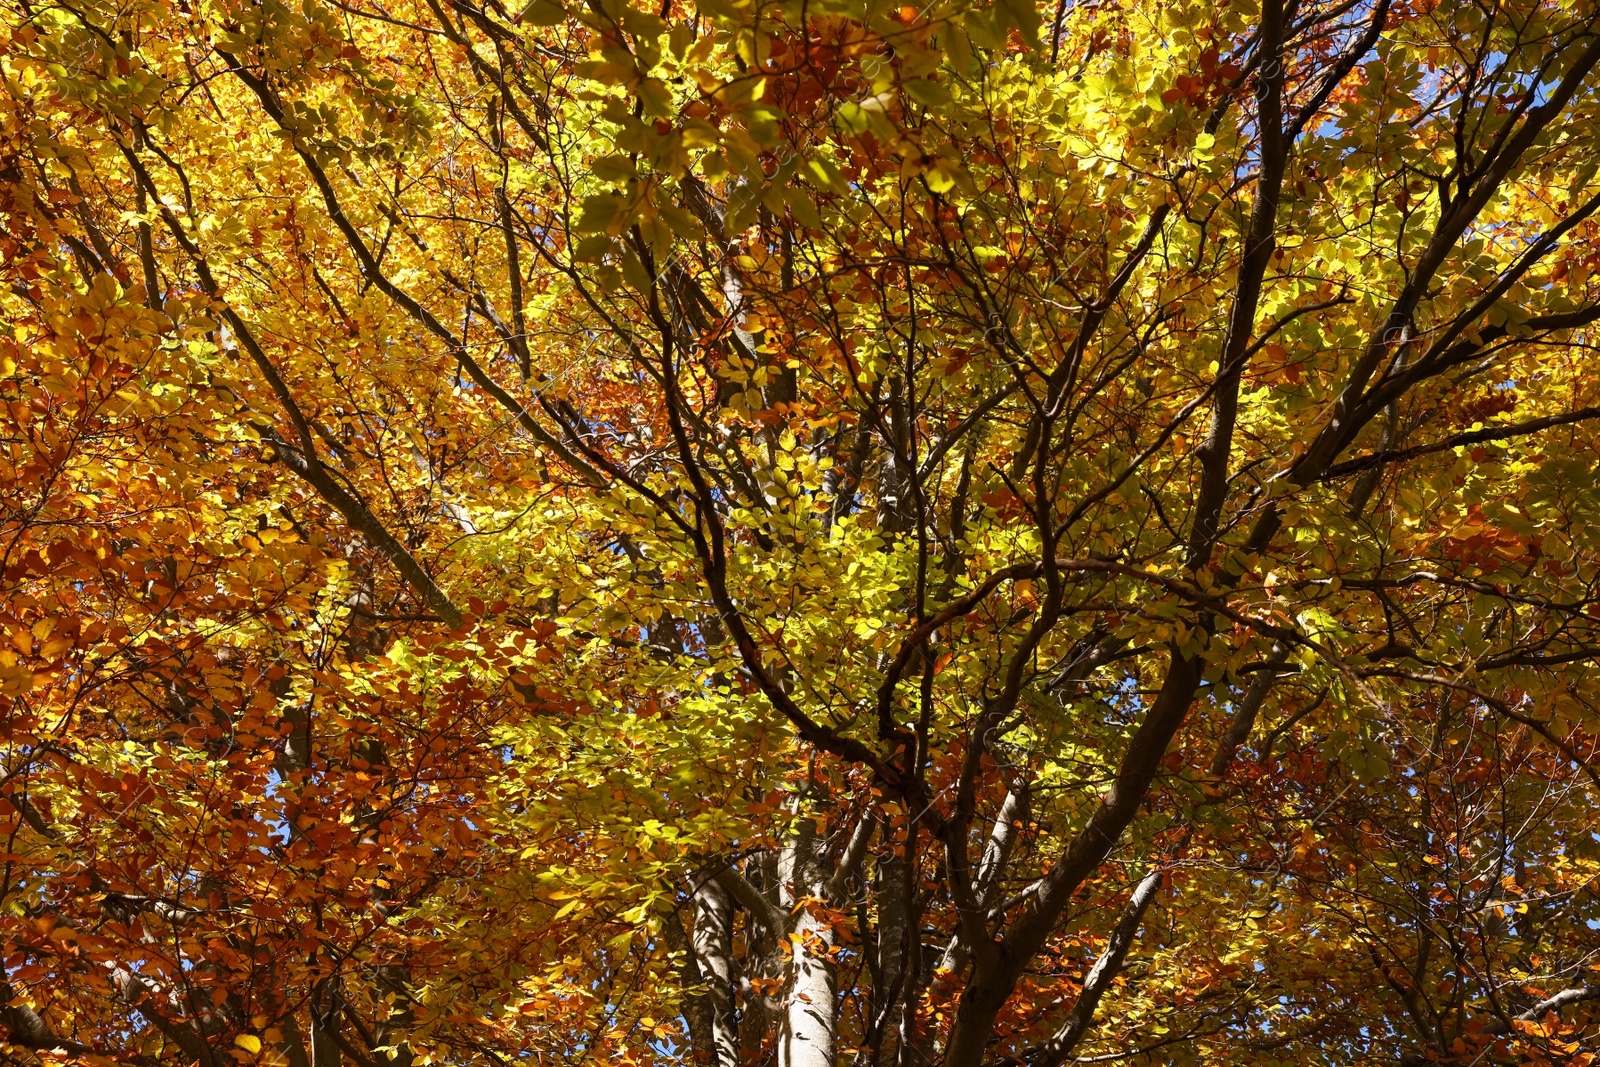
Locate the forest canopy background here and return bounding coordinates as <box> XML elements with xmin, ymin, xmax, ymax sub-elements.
<box><xmin>3</xmin><ymin>0</ymin><xmax>1600</xmax><ymax>1064</ymax></box>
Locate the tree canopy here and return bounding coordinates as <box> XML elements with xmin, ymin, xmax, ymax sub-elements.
<box><xmin>3</xmin><ymin>0</ymin><xmax>1600</xmax><ymax>1063</ymax></box>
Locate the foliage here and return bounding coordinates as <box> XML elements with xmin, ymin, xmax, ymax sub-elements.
<box><xmin>1</xmin><ymin>0</ymin><xmax>1600</xmax><ymax>1064</ymax></box>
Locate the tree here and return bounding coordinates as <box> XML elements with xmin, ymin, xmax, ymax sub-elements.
<box><xmin>3</xmin><ymin>0</ymin><xmax>1600</xmax><ymax>1062</ymax></box>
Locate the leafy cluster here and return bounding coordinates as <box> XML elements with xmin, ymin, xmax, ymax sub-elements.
<box><xmin>2</xmin><ymin>0</ymin><xmax>1600</xmax><ymax>1064</ymax></box>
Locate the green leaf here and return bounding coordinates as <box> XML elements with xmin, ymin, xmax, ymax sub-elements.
<box><xmin>904</xmin><ymin>78</ymin><xmax>952</xmax><ymax>107</ymax></box>
<box><xmin>590</xmin><ymin>155</ymin><xmax>637</xmax><ymax>183</ymax></box>
<box><xmin>780</xmin><ymin>184</ymin><xmax>824</xmax><ymax>230</ymax></box>
<box><xmin>836</xmin><ymin>101</ymin><xmax>870</xmax><ymax>134</ymax></box>
<box><xmin>575</xmin><ymin>193</ymin><xmax>627</xmax><ymax>234</ymax></box>
<box><xmin>997</xmin><ymin>0</ymin><xmax>1039</xmax><ymax>44</ymax></box>
<box><xmin>802</xmin><ymin>155</ymin><xmax>846</xmax><ymax>193</ymax></box>
<box><xmin>943</xmin><ymin>23</ymin><xmax>973</xmax><ymax>74</ymax></box>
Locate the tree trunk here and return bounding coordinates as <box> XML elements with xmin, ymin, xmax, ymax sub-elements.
<box><xmin>692</xmin><ymin>876</ymin><xmax>740</xmax><ymax>1067</ymax></box>
<box><xmin>778</xmin><ymin>813</ymin><xmax>836</xmax><ymax>1067</ymax></box>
